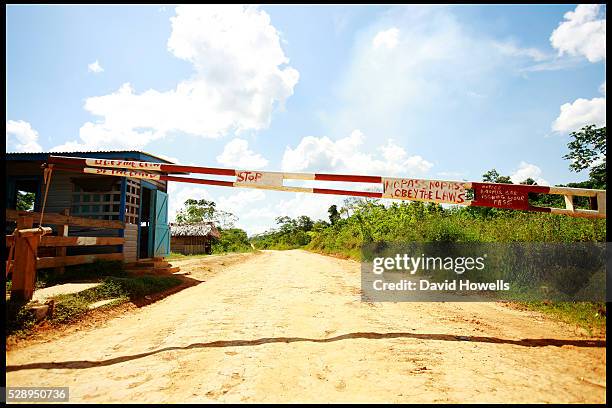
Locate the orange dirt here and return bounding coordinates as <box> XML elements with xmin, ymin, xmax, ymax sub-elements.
<box><xmin>5</xmin><ymin>250</ymin><xmax>606</xmax><ymax>403</ymax></box>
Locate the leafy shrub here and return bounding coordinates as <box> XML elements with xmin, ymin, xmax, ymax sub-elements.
<box><xmin>212</xmin><ymin>228</ymin><xmax>253</xmax><ymax>253</ymax></box>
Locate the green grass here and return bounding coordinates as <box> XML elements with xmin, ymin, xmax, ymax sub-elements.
<box><xmin>167</xmin><ymin>247</ymin><xmax>254</xmax><ymax>261</ymax></box>
<box><xmin>516</xmin><ymin>301</ymin><xmax>606</xmax><ymax>336</ymax></box>
<box><xmin>212</xmin><ymin>247</ymin><xmax>254</xmax><ymax>255</ymax></box>
<box><xmin>6</xmin><ymin>275</ymin><xmax>183</xmax><ymax>335</ymax></box>
<box><xmin>303</xmin><ymin>203</ymin><xmax>607</xmax><ymax>335</ymax></box>
<box><xmin>253</xmin><ymin>243</ymin><xmax>302</xmax><ymax>251</ymax></box>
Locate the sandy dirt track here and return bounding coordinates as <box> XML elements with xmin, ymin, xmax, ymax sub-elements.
<box><xmin>6</xmin><ymin>250</ymin><xmax>606</xmax><ymax>403</ymax></box>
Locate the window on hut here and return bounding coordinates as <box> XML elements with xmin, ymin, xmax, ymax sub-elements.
<box><xmin>71</xmin><ymin>176</ymin><xmax>122</xmax><ymax>220</ymax></box>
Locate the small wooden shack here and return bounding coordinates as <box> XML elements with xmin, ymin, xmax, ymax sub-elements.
<box><xmin>6</xmin><ymin>150</ymin><xmax>175</xmax><ymax>261</ymax></box>
<box><xmin>170</xmin><ymin>222</ymin><xmax>221</xmax><ymax>255</ymax></box>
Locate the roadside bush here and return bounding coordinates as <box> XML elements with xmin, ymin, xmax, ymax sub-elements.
<box><xmin>212</xmin><ymin>228</ymin><xmax>253</xmax><ymax>254</ymax></box>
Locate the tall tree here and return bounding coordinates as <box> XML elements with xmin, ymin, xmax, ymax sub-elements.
<box><xmin>482</xmin><ymin>169</ymin><xmax>512</xmax><ymax>184</ymax></box>
<box><xmin>563</xmin><ymin>125</ymin><xmax>606</xmax><ymax>189</ymax></box>
<box><xmin>520</xmin><ymin>178</ymin><xmax>537</xmax><ymax>185</ymax></box>
<box><xmin>175</xmin><ymin>198</ymin><xmax>237</xmax><ymax>229</ymax></box>
<box><xmin>328</xmin><ymin>204</ymin><xmax>340</xmax><ymax>225</ymax></box>
<box><xmin>296</xmin><ymin>215</ymin><xmax>314</xmax><ymax>232</ymax></box>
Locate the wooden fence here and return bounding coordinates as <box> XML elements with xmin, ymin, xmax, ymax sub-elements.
<box><xmin>6</xmin><ymin>209</ymin><xmax>126</xmax><ymax>301</ymax></box>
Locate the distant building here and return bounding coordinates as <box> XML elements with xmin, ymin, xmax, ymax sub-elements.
<box><xmin>170</xmin><ymin>222</ymin><xmax>221</xmax><ymax>255</ymax></box>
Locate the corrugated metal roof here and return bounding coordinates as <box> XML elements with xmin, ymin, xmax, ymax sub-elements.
<box><xmin>170</xmin><ymin>222</ymin><xmax>221</xmax><ymax>238</ymax></box>
<box><xmin>7</xmin><ymin>150</ymin><xmax>142</xmax><ymax>154</ymax></box>
<box><xmin>5</xmin><ymin>150</ymin><xmax>176</xmax><ymax>164</ymax></box>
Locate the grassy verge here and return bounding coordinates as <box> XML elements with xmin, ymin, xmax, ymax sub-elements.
<box><xmin>304</xmin><ymin>246</ymin><xmax>606</xmax><ymax>335</ymax></box>
<box><xmin>306</xmin><ymin>245</ymin><xmax>361</xmax><ymax>261</ymax></box>
<box><xmin>167</xmin><ymin>248</ymin><xmax>255</xmax><ymax>261</ymax></box>
<box><xmin>252</xmin><ymin>244</ymin><xmax>303</xmax><ymax>251</ymax></box>
<box><xmin>513</xmin><ymin>301</ymin><xmax>606</xmax><ymax>336</ymax></box>
<box><xmin>6</xmin><ymin>275</ymin><xmax>182</xmax><ymax>337</ymax></box>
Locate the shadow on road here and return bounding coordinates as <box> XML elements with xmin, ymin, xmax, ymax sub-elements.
<box><xmin>6</xmin><ymin>331</ymin><xmax>605</xmax><ymax>372</ymax></box>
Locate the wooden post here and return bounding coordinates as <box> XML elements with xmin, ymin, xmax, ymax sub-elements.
<box><xmin>11</xmin><ymin>216</ymin><xmax>38</xmax><ymax>302</ymax></box>
<box><xmin>596</xmin><ymin>192</ymin><xmax>606</xmax><ymax>216</ymax></box>
<box><xmin>54</xmin><ymin>208</ymin><xmax>70</xmax><ymax>275</ymax></box>
<box><xmin>564</xmin><ymin>195</ymin><xmax>575</xmax><ymax>212</ymax></box>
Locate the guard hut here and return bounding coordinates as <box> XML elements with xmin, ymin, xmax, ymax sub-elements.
<box><xmin>5</xmin><ymin>150</ymin><xmax>174</xmax><ymax>262</ymax></box>
<box><xmin>170</xmin><ymin>222</ymin><xmax>221</xmax><ymax>255</ymax></box>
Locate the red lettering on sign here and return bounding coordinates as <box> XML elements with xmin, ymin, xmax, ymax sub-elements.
<box><xmin>236</xmin><ymin>171</ymin><xmax>264</xmax><ymax>183</ymax></box>
<box><xmin>384</xmin><ymin>178</ymin><xmax>467</xmax><ymax>204</ymax></box>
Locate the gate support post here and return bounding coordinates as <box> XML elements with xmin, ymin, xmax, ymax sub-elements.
<box><xmin>54</xmin><ymin>208</ymin><xmax>70</xmax><ymax>275</ymax></box>
<box><xmin>11</xmin><ymin>216</ymin><xmax>38</xmax><ymax>302</ymax></box>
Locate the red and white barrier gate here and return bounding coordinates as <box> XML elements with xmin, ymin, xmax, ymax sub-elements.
<box><xmin>46</xmin><ymin>156</ymin><xmax>606</xmax><ymax>219</ymax></box>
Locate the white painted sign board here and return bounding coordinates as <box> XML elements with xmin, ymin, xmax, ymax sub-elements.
<box><xmin>382</xmin><ymin>178</ymin><xmax>469</xmax><ymax>205</ymax></box>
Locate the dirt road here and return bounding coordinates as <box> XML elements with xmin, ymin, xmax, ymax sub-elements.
<box><xmin>6</xmin><ymin>250</ymin><xmax>606</xmax><ymax>403</ymax></box>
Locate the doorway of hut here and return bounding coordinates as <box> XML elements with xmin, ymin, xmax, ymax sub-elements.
<box><xmin>139</xmin><ymin>185</ymin><xmax>155</xmax><ymax>259</ymax></box>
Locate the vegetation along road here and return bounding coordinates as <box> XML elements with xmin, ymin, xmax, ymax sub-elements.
<box><xmin>6</xmin><ymin>250</ymin><xmax>606</xmax><ymax>403</ymax></box>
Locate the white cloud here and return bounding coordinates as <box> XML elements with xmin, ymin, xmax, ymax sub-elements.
<box><xmin>167</xmin><ymin>181</ymin><xmax>270</xmax><ymax>234</ymax></box>
<box><xmin>551</xmin><ymin>79</ymin><xmax>606</xmax><ymax>135</ymax></box>
<box><xmin>217</xmin><ymin>190</ymin><xmax>266</xmax><ymax>213</ymax></box>
<box><xmin>372</xmin><ymin>27</ymin><xmax>399</xmax><ymax>49</ymax></box>
<box><xmin>282</xmin><ymin>129</ymin><xmax>432</xmax><ymax>176</ymax></box>
<box><xmin>436</xmin><ymin>170</ymin><xmax>468</xmax><ymax>180</ymax></box>
<box><xmin>550</xmin><ymin>4</ymin><xmax>606</xmax><ymax>63</ymax></box>
<box><xmin>6</xmin><ymin>120</ymin><xmax>43</xmax><ymax>152</ymax></box>
<box><xmin>216</xmin><ymin>138</ymin><xmax>268</xmax><ymax>169</ymax></box>
<box><xmin>275</xmin><ymin>192</ymin><xmax>343</xmax><ymax>222</ymax></box>
<box><xmin>329</xmin><ymin>7</ymin><xmax>553</xmax><ymax>142</ymax></box>
<box><xmin>155</xmin><ymin>153</ymin><xmax>179</xmax><ymax>164</ymax></box>
<box><xmin>167</xmin><ymin>184</ymin><xmax>213</xmax><ymax>222</ymax></box>
<box><xmin>520</xmin><ymin>55</ymin><xmax>585</xmax><ymax>72</ymax></box>
<box><xmin>493</xmin><ymin>40</ymin><xmax>549</xmax><ymax>62</ymax></box>
<box><xmin>552</xmin><ymin>96</ymin><xmax>606</xmax><ymax>133</ymax></box>
<box><xmin>56</xmin><ymin>5</ymin><xmax>299</xmax><ymax>151</ymax></box>
<box><xmin>510</xmin><ymin>162</ymin><xmax>548</xmax><ymax>186</ymax></box>
<box><xmin>87</xmin><ymin>60</ymin><xmax>104</xmax><ymax>73</ymax></box>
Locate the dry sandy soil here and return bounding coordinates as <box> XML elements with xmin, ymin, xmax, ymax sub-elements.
<box><xmin>5</xmin><ymin>250</ymin><xmax>606</xmax><ymax>403</ymax></box>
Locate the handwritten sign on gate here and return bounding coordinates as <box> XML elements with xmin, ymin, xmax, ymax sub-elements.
<box><xmin>85</xmin><ymin>159</ymin><xmax>162</xmax><ymax>171</ymax></box>
<box><xmin>234</xmin><ymin>170</ymin><xmax>284</xmax><ymax>188</ymax></box>
<box><xmin>382</xmin><ymin>178</ymin><xmax>468</xmax><ymax>204</ymax></box>
<box><xmin>83</xmin><ymin>167</ymin><xmax>161</xmax><ymax>180</ymax></box>
<box><xmin>471</xmin><ymin>183</ymin><xmax>537</xmax><ymax>210</ymax></box>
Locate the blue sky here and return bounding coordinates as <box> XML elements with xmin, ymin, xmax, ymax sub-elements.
<box><xmin>6</xmin><ymin>5</ymin><xmax>606</xmax><ymax>234</ymax></box>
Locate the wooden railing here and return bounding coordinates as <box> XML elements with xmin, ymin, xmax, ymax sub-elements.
<box><xmin>6</xmin><ymin>209</ymin><xmax>125</xmax><ymax>270</ymax></box>
<box><xmin>6</xmin><ymin>209</ymin><xmax>126</xmax><ymax>301</ymax></box>
<box><xmin>6</xmin><ymin>208</ymin><xmax>124</xmax><ymax>229</ymax></box>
